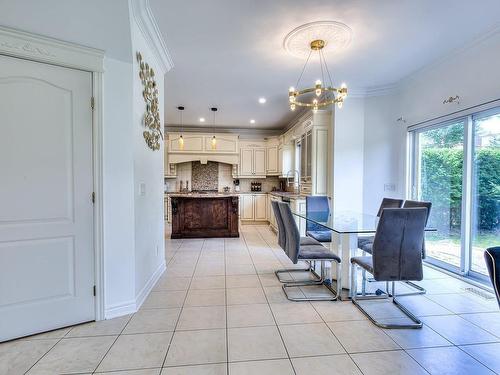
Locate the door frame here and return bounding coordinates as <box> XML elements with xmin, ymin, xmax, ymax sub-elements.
<box><xmin>0</xmin><ymin>26</ymin><xmax>106</xmax><ymax>321</ymax></box>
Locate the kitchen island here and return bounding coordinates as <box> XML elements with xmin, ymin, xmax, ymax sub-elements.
<box><xmin>170</xmin><ymin>193</ymin><xmax>239</xmax><ymax>238</ymax></box>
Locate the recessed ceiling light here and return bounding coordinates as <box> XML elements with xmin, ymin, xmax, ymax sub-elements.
<box><xmin>258</xmin><ymin>97</ymin><xmax>266</xmax><ymax>104</ymax></box>
<box><xmin>250</xmin><ymin>119</ymin><xmax>256</xmax><ymax>124</ymax></box>
<box><xmin>199</xmin><ymin>117</ymin><xmax>205</xmax><ymax>122</ymax></box>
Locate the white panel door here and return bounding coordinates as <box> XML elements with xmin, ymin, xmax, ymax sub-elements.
<box><xmin>0</xmin><ymin>56</ymin><xmax>94</xmax><ymax>341</ymax></box>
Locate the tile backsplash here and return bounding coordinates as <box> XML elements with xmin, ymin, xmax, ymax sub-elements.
<box><xmin>192</xmin><ymin>161</ymin><xmax>218</xmax><ymax>191</ymax></box>
<box><xmin>165</xmin><ymin>161</ymin><xmax>280</xmax><ymax>193</ymax></box>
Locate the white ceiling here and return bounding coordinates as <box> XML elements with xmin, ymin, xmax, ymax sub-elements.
<box><xmin>151</xmin><ymin>0</ymin><xmax>500</xmax><ymax>129</ymax></box>
<box><xmin>0</xmin><ymin>0</ymin><xmax>132</xmax><ymax>62</ymax></box>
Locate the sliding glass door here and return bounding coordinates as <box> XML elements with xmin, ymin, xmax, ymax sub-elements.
<box><xmin>470</xmin><ymin>110</ymin><xmax>500</xmax><ymax>276</ymax></box>
<box><xmin>413</xmin><ymin>120</ymin><xmax>465</xmax><ymax>271</ymax></box>
<box><xmin>410</xmin><ymin>106</ymin><xmax>500</xmax><ymax>280</ymax></box>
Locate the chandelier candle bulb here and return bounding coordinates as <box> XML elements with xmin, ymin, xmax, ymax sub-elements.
<box><xmin>315</xmin><ymin>80</ymin><xmax>322</xmax><ymax>96</ymax></box>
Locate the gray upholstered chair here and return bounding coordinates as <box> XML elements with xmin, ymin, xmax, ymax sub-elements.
<box><xmin>357</xmin><ymin>198</ymin><xmax>404</xmax><ymax>253</ymax></box>
<box><xmin>395</xmin><ymin>200</ymin><xmax>432</xmax><ymax>296</ymax></box>
<box><xmin>278</xmin><ymin>201</ymin><xmax>341</xmax><ymax>301</ymax></box>
<box><xmin>305</xmin><ymin>196</ymin><xmax>332</xmax><ymax>243</ymax></box>
<box><xmin>271</xmin><ymin>200</ymin><xmax>322</xmax><ymax>283</ymax></box>
<box><xmin>350</xmin><ymin>207</ymin><xmax>428</xmax><ymax>328</ymax></box>
<box><xmin>484</xmin><ymin>247</ymin><xmax>500</xmax><ymax>308</ymax></box>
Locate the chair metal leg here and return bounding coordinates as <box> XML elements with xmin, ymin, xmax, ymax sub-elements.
<box><xmin>275</xmin><ymin>261</ymin><xmax>321</xmax><ymax>283</ymax></box>
<box><xmin>282</xmin><ymin>260</ymin><xmax>340</xmax><ymax>301</ymax></box>
<box><xmin>350</xmin><ymin>263</ymin><xmax>423</xmax><ymax>329</ymax></box>
<box><xmin>394</xmin><ymin>281</ymin><xmax>426</xmax><ymax>297</ymax></box>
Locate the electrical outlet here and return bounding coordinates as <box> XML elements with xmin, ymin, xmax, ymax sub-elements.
<box><xmin>156</xmin><ymin>245</ymin><xmax>159</xmax><ymax>256</ymax></box>
<box><xmin>384</xmin><ymin>183</ymin><xmax>396</xmax><ymax>192</ymax></box>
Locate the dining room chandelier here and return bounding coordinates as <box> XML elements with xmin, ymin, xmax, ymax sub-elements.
<box><xmin>288</xmin><ymin>39</ymin><xmax>347</xmax><ymax>112</ymax></box>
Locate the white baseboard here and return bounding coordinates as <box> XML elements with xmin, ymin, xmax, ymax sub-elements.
<box><xmin>105</xmin><ymin>299</ymin><xmax>137</xmax><ymax>319</ymax></box>
<box><xmin>104</xmin><ymin>261</ymin><xmax>166</xmax><ymax>320</ymax></box>
<box><xmin>135</xmin><ymin>261</ymin><xmax>166</xmax><ymax>310</ymax></box>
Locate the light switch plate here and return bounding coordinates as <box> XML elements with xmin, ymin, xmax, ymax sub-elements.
<box><xmin>139</xmin><ymin>183</ymin><xmax>146</xmax><ymax>196</ymax></box>
<box><xmin>384</xmin><ymin>183</ymin><xmax>396</xmax><ymax>192</ymax></box>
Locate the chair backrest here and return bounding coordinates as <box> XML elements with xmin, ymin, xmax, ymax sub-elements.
<box><xmin>306</xmin><ymin>196</ymin><xmax>330</xmax><ymax>231</ymax></box>
<box><xmin>376</xmin><ymin>198</ymin><xmax>404</xmax><ymax>217</ymax></box>
<box><xmin>402</xmin><ymin>200</ymin><xmax>432</xmax><ymax>224</ymax></box>
<box><xmin>402</xmin><ymin>200</ymin><xmax>432</xmax><ymax>259</ymax></box>
<box><xmin>484</xmin><ymin>247</ymin><xmax>500</xmax><ymax>308</ymax></box>
<box><xmin>278</xmin><ymin>201</ymin><xmax>301</xmax><ymax>264</ymax></box>
<box><xmin>271</xmin><ymin>200</ymin><xmax>286</xmax><ymax>251</ymax></box>
<box><xmin>371</xmin><ymin>208</ymin><xmax>427</xmax><ymax>282</ymax></box>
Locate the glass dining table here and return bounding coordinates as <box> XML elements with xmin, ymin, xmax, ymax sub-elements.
<box><xmin>290</xmin><ymin>209</ymin><xmax>434</xmax><ymax>300</ymax></box>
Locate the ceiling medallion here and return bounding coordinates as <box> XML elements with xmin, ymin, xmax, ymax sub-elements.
<box><xmin>283</xmin><ymin>21</ymin><xmax>352</xmax><ymax>59</ymax></box>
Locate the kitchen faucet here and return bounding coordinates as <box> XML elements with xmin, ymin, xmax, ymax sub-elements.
<box><xmin>286</xmin><ymin>170</ymin><xmax>301</xmax><ymax>194</ymax></box>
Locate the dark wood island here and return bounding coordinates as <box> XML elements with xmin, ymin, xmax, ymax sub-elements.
<box><xmin>170</xmin><ymin>194</ymin><xmax>239</xmax><ymax>238</ymax></box>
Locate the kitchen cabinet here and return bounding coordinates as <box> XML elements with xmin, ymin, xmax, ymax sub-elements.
<box><xmin>240</xmin><ymin>194</ymin><xmax>254</xmax><ymax>220</ymax></box>
<box><xmin>254</xmin><ymin>194</ymin><xmax>267</xmax><ymax>220</ymax></box>
<box><xmin>164</xmin><ymin>196</ymin><xmax>172</xmax><ymax>223</ymax></box>
<box><xmin>164</xmin><ymin>141</ymin><xmax>177</xmax><ymax>177</ymax></box>
<box><xmin>278</xmin><ymin>141</ymin><xmax>294</xmax><ymax>177</ymax></box>
<box><xmin>239</xmin><ymin>142</ymin><xmax>266</xmax><ymax>178</ymax></box>
<box><xmin>290</xmin><ymin>197</ymin><xmax>306</xmax><ymax>236</ymax></box>
<box><xmin>268</xmin><ymin>195</ymin><xmax>281</xmax><ymax>231</ymax></box>
<box><xmin>239</xmin><ymin>194</ymin><xmax>267</xmax><ymax>222</ymax></box>
<box><xmin>266</xmin><ymin>138</ymin><xmax>279</xmax><ymax>176</ymax></box>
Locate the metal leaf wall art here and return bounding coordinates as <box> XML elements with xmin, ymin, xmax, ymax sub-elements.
<box><xmin>136</xmin><ymin>51</ymin><xmax>163</xmax><ymax>151</ymax></box>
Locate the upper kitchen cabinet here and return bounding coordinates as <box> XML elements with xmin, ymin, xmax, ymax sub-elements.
<box><xmin>283</xmin><ymin>110</ymin><xmax>331</xmax><ymax>196</ymax></box>
<box><xmin>265</xmin><ymin>138</ymin><xmax>279</xmax><ymax>176</ymax></box>
<box><xmin>239</xmin><ymin>141</ymin><xmax>266</xmax><ymax>178</ymax></box>
<box><xmin>278</xmin><ymin>138</ymin><xmax>294</xmax><ymax>177</ymax></box>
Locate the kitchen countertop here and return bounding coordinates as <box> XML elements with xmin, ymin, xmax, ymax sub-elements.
<box><xmin>167</xmin><ymin>192</ymin><xmax>239</xmax><ymax>198</ymax></box>
<box><xmin>164</xmin><ymin>191</ymin><xmax>307</xmax><ymax>198</ymax></box>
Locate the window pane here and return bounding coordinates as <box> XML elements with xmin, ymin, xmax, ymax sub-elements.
<box><xmin>471</xmin><ymin>112</ymin><xmax>500</xmax><ymax>275</ymax></box>
<box><xmin>416</xmin><ymin>121</ymin><xmax>465</xmax><ymax>269</ymax></box>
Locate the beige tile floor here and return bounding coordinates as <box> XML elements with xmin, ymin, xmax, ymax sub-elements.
<box><xmin>1</xmin><ymin>225</ymin><xmax>500</xmax><ymax>375</ymax></box>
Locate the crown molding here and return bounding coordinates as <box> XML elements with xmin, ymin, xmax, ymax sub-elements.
<box><xmin>129</xmin><ymin>0</ymin><xmax>173</xmax><ymax>74</ymax></box>
<box><xmin>0</xmin><ymin>25</ymin><xmax>104</xmax><ymax>72</ymax></box>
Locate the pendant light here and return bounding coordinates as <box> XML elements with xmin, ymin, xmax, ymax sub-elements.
<box><xmin>177</xmin><ymin>106</ymin><xmax>185</xmax><ymax>150</ymax></box>
<box><xmin>211</xmin><ymin>107</ymin><xmax>218</xmax><ymax>150</ymax></box>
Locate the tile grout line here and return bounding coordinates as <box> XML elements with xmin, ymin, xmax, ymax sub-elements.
<box><xmin>160</xmin><ymin>238</ymin><xmax>204</xmax><ymax>369</ymax></box>
<box><xmin>224</xmin><ymin>237</ymin><xmax>230</xmax><ymax>374</ymax></box>
<box><xmin>246</xmin><ymin>226</ymin><xmax>298</xmax><ymax>375</ymax></box>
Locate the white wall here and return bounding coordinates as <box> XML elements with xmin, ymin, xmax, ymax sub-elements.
<box><xmin>361</xmin><ymin>30</ymin><xmax>500</xmax><ymax>214</ymax></box>
<box><xmin>332</xmin><ymin>98</ymin><xmax>365</xmax><ymax>213</ymax></box>
<box><xmin>102</xmin><ymin>57</ymin><xmax>136</xmax><ymax>315</ymax></box>
<box><xmin>129</xmin><ymin>15</ymin><xmax>166</xmax><ymax>306</ymax></box>
<box><xmin>362</xmin><ymin>92</ymin><xmax>405</xmax><ymax>215</ymax></box>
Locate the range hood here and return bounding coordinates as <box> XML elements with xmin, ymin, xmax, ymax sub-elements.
<box><xmin>168</xmin><ymin>153</ymin><xmax>238</xmax><ymax>165</ymax></box>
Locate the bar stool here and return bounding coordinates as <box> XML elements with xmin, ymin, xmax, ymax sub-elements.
<box><xmin>350</xmin><ymin>207</ymin><xmax>428</xmax><ymax>329</ymax></box>
<box><xmin>278</xmin><ymin>202</ymin><xmax>341</xmax><ymax>301</ymax></box>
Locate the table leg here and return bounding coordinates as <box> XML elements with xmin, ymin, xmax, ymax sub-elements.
<box><xmin>330</xmin><ymin>232</ymin><xmax>358</xmax><ymax>300</ymax></box>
